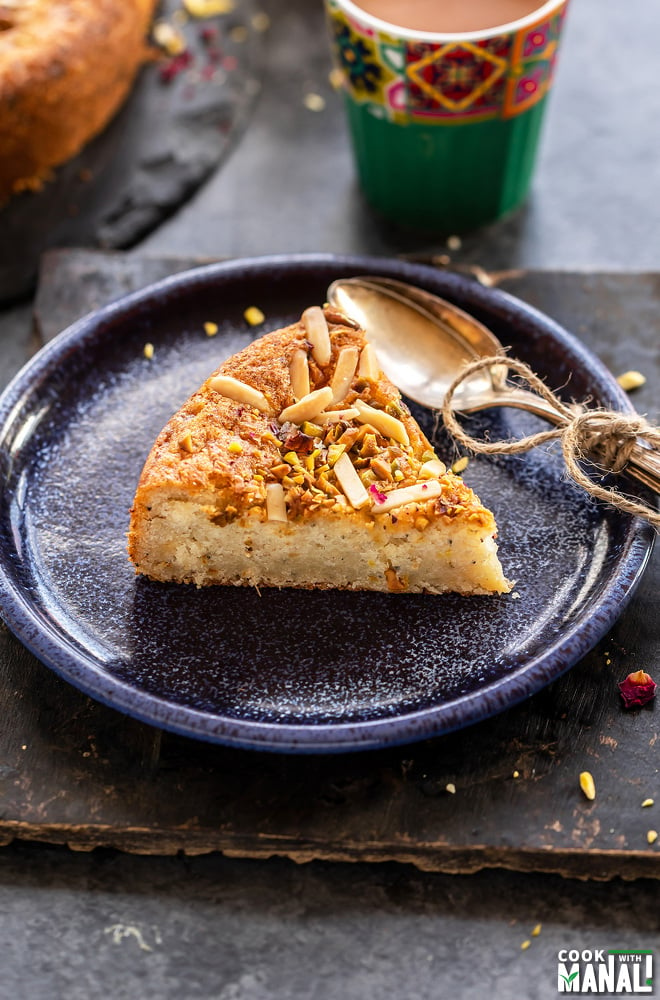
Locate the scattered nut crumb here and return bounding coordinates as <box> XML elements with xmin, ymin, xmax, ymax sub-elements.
<box><xmin>143</xmin><ymin>343</ymin><xmax>155</xmax><ymax>359</ymax></box>
<box><xmin>642</xmin><ymin>798</ymin><xmax>654</xmax><ymax>808</ymax></box>
<box><xmin>304</xmin><ymin>92</ymin><xmax>326</xmax><ymax>112</ymax></box>
<box><xmin>445</xmin><ymin>783</ymin><xmax>456</xmax><ymax>794</ymax></box>
<box><xmin>579</xmin><ymin>771</ymin><xmax>596</xmax><ymax>800</ymax></box>
<box><xmin>329</xmin><ymin>67</ymin><xmax>344</xmax><ymax>89</ymax></box>
<box><xmin>531</xmin><ymin>924</ymin><xmax>542</xmax><ymax>937</ymax></box>
<box><xmin>184</xmin><ymin>0</ymin><xmax>235</xmax><ymax>16</ymax></box>
<box><xmin>229</xmin><ymin>24</ymin><xmax>249</xmax><ymax>43</ymax></box>
<box><xmin>451</xmin><ymin>456</ymin><xmax>469</xmax><ymax>474</ymax></box>
<box><xmin>447</xmin><ymin>235</ymin><xmax>462</xmax><ymax>251</ymax></box>
<box><xmin>511</xmin><ymin>591</ymin><xmax>520</xmax><ymax>600</ymax></box>
<box><xmin>153</xmin><ymin>20</ymin><xmax>187</xmax><ymax>55</ymax></box>
<box><xmin>521</xmin><ymin>940</ymin><xmax>531</xmax><ymax>951</ymax></box>
<box><xmin>616</xmin><ymin>370</ymin><xmax>646</xmax><ymax>391</ymax></box>
<box><xmin>251</xmin><ymin>11</ymin><xmax>270</xmax><ymax>31</ymax></box>
<box><xmin>244</xmin><ymin>306</ymin><xmax>265</xmax><ymax>326</ymax></box>
<box><xmin>647</xmin><ymin>830</ymin><xmax>658</xmax><ymax>845</ymax></box>
<box><xmin>228</xmin><ymin>440</ymin><xmax>243</xmax><ymax>455</ymax></box>
<box><xmin>513</xmin><ymin>770</ymin><xmax>520</xmax><ymax>778</ymax></box>
<box><xmin>471</xmin><ymin>265</ymin><xmax>495</xmax><ymax>287</ymax></box>
<box><xmin>204</xmin><ymin>321</ymin><xmax>218</xmax><ymax>336</ymax></box>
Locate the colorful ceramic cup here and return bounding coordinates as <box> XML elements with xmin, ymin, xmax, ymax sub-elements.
<box><xmin>325</xmin><ymin>0</ymin><xmax>569</xmax><ymax>232</ymax></box>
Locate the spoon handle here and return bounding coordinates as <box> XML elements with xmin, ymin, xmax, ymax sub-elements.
<box><xmin>457</xmin><ymin>387</ymin><xmax>660</xmax><ymax>495</ymax></box>
<box><xmin>455</xmin><ymin>386</ymin><xmax>571</xmax><ymax>426</ymax></box>
<box><xmin>625</xmin><ymin>444</ymin><xmax>660</xmax><ymax>494</ymax></box>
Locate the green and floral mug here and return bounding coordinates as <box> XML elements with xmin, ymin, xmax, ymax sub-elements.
<box><xmin>325</xmin><ymin>0</ymin><xmax>569</xmax><ymax>232</ymax></box>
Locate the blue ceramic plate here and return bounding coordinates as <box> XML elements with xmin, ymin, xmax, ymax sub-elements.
<box><xmin>0</xmin><ymin>255</ymin><xmax>653</xmax><ymax>752</ymax></box>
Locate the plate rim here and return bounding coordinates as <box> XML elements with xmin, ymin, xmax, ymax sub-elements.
<box><xmin>0</xmin><ymin>253</ymin><xmax>654</xmax><ymax>752</ymax></box>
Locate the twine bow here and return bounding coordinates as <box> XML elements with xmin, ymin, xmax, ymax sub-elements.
<box><xmin>441</xmin><ymin>356</ymin><xmax>660</xmax><ymax>530</ymax></box>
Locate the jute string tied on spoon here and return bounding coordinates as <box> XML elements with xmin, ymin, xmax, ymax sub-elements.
<box><xmin>442</xmin><ymin>356</ymin><xmax>660</xmax><ymax>530</ymax></box>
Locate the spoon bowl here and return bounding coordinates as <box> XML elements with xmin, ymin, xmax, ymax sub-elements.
<box><xmin>328</xmin><ymin>275</ymin><xmax>573</xmax><ymax>425</ymax></box>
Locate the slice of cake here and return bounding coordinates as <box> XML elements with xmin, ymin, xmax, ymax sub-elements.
<box><xmin>128</xmin><ymin>306</ymin><xmax>512</xmax><ymax>594</ymax></box>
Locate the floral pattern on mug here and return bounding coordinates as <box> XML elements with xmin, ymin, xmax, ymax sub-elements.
<box><xmin>326</xmin><ymin>0</ymin><xmax>569</xmax><ymax>124</ymax></box>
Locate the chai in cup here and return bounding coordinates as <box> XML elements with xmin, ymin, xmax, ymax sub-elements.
<box><xmin>325</xmin><ymin>0</ymin><xmax>570</xmax><ymax>232</ymax></box>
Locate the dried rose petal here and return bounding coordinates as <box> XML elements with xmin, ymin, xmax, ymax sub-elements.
<box><xmin>159</xmin><ymin>50</ymin><xmax>193</xmax><ymax>84</ymax></box>
<box><xmin>618</xmin><ymin>670</ymin><xmax>657</xmax><ymax>708</ymax></box>
<box><xmin>368</xmin><ymin>484</ymin><xmax>387</xmax><ymax>505</ymax></box>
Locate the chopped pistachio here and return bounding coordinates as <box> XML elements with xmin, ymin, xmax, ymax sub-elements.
<box><xmin>616</xmin><ymin>370</ymin><xmax>646</xmax><ymax>391</ymax></box>
<box><xmin>184</xmin><ymin>0</ymin><xmax>235</xmax><ymax>17</ymax></box>
<box><xmin>452</xmin><ymin>456</ymin><xmax>469</xmax><ymax>474</ymax></box>
<box><xmin>327</xmin><ymin>443</ymin><xmax>346</xmax><ymax>467</ymax></box>
<box><xmin>244</xmin><ymin>305</ymin><xmax>265</xmax><ymax>326</ymax></box>
<box><xmin>579</xmin><ymin>771</ymin><xmax>596</xmax><ymax>801</ymax></box>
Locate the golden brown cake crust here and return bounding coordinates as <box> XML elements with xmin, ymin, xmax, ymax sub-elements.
<box><xmin>127</xmin><ymin>311</ymin><xmax>499</xmax><ymax>581</ymax></box>
<box><xmin>0</xmin><ymin>0</ymin><xmax>157</xmax><ymax>201</ymax></box>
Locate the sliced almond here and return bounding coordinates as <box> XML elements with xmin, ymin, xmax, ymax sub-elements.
<box><xmin>354</xmin><ymin>400</ymin><xmax>409</xmax><ymax>446</ymax></box>
<box><xmin>316</xmin><ymin>407</ymin><xmax>360</xmax><ymax>424</ymax></box>
<box><xmin>357</xmin><ymin>343</ymin><xmax>381</xmax><ymax>380</ymax></box>
<box><xmin>209</xmin><ymin>375</ymin><xmax>271</xmax><ymax>414</ymax></box>
<box><xmin>266</xmin><ymin>482</ymin><xmax>287</xmax><ymax>522</ymax></box>
<box><xmin>278</xmin><ymin>386</ymin><xmax>333</xmax><ymax>424</ymax></box>
<box><xmin>330</xmin><ymin>345</ymin><xmax>359</xmax><ymax>403</ymax></box>
<box><xmin>371</xmin><ymin>480</ymin><xmax>443</xmax><ymax>514</ymax></box>
<box><xmin>419</xmin><ymin>458</ymin><xmax>447</xmax><ymax>479</ymax></box>
<box><xmin>289</xmin><ymin>348</ymin><xmax>310</xmax><ymax>400</ymax></box>
<box><xmin>333</xmin><ymin>452</ymin><xmax>370</xmax><ymax>509</ymax></box>
<box><xmin>302</xmin><ymin>306</ymin><xmax>331</xmax><ymax>366</ymax></box>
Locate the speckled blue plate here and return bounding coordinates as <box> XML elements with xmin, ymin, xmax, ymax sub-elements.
<box><xmin>0</xmin><ymin>255</ymin><xmax>654</xmax><ymax>752</ymax></box>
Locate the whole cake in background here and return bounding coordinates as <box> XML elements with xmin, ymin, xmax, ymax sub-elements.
<box><xmin>0</xmin><ymin>0</ymin><xmax>157</xmax><ymax>202</ymax></box>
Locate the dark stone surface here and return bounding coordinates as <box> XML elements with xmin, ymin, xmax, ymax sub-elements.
<box><xmin>1</xmin><ymin>844</ymin><xmax>660</xmax><ymax>1000</ymax></box>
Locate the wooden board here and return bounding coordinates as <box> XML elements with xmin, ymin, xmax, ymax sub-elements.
<box><xmin>1</xmin><ymin>251</ymin><xmax>658</xmax><ymax>880</ymax></box>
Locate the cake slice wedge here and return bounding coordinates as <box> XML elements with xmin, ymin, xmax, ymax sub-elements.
<box><xmin>128</xmin><ymin>305</ymin><xmax>512</xmax><ymax>594</ymax></box>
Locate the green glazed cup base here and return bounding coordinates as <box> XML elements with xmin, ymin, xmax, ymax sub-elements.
<box><xmin>346</xmin><ymin>95</ymin><xmax>549</xmax><ymax>234</ymax></box>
